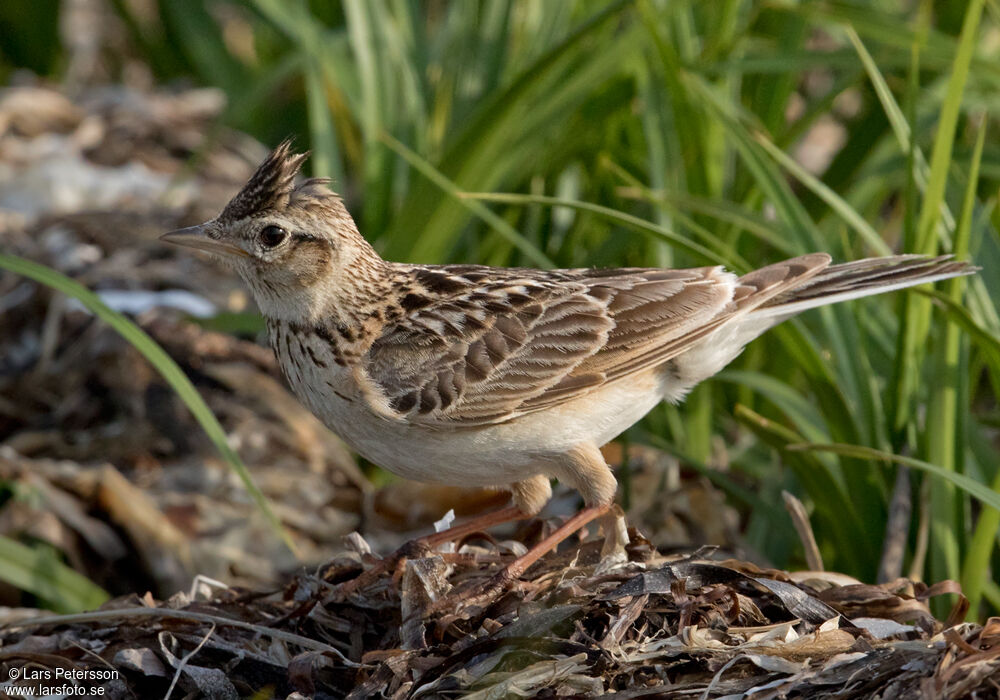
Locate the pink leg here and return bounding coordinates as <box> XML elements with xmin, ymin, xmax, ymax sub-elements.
<box><xmin>331</xmin><ymin>505</ymin><xmax>530</xmax><ymax>598</ymax></box>
<box><xmin>424</xmin><ymin>503</ymin><xmax>612</xmax><ymax>615</ymax></box>
<box><xmin>486</xmin><ymin>444</ymin><xmax>618</xmax><ymax>586</ymax></box>
<box><xmin>489</xmin><ymin>503</ymin><xmax>611</xmax><ymax>587</ymax></box>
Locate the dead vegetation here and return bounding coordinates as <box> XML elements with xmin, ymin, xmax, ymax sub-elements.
<box><xmin>1</xmin><ymin>83</ymin><xmax>997</xmax><ymax>698</ymax></box>
<box><xmin>1</xmin><ymin>537</ymin><xmax>996</xmax><ymax>698</ymax></box>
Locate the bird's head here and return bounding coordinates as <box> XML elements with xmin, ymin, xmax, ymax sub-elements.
<box><xmin>162</xmin><ymin>141</ymin><xmax>385</xmax><ymax>322</ymax></box>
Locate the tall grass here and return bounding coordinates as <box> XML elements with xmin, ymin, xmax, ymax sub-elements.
<box><xmin>2</xmin><ymin>0</ymin><xmax>998</xmax><ymax>617</ymax></box>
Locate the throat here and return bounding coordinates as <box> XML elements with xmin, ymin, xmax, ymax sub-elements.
<box><xmin>252</xmin><ymin>250</ymin><xmax>392</xmax><ymax>348</ymax></box>
<box><xmin>252</xmin><ymin>276</ymin><xmax>387</xmax><ymax>329</ymax></box>
<box><xmin>267</xmin><ymin>317</ymin><xmax>355</xmax><ymax>372</ymax></box>
<box><xmin>262</xmin><ymin>294</ymin><xmax>382</xmax><ymax>367</ymax></box>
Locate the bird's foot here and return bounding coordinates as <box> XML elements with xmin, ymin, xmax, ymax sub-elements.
<box><xmin>327</xmin><ymin>505</ymin><xmax>529</xmax><ymax>601</ymax></box>
<box><xmin>423</xmin><ymin>503</ymin><xmax>614</xmax><ymax>617</ymax></box>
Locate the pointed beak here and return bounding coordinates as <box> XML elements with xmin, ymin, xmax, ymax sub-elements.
<box><xmin>160</xmin><ymin>225</ymin><xmax>249</xmax><ymax>258</ymax></box>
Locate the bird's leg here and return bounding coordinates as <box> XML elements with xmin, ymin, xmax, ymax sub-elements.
<box><xmin>491</xmin><ymin>443</ymin><xmax>619</xmax><ymax>587</ymax></box>
<box><xmin>488</xmin><ymin>502</ymin><xmax>612</xmax><ymax>588</ymax></box>
<box><xmin>425</xmin><ymin>444</ymin><xmax>620</xmax><ymax>612</ymax></box>
<box><xmin>422</xmin><ymin>503</ymin><xmax>613</xmax><ymax>617</ymax></box>
<box><xmin>329</xmin><ymin>476</ymin><xmax>553</xmax><ymax>599</ymax></box>
<box><xmin>393</xmin><ymin>474</ymin><xmax>552</xmax><ymax>558</ymax></box>
<box><xmin>329</xmin><ymin>505</ymin><xmax>528</xmax><ymax>598</ymax></box>
<box><xmin>392</xmin><ymin>473</ymin><xmax>552</xmax><ymax>557</ymax></box>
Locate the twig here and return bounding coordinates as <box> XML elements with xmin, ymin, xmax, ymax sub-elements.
<box><xmin>879</xmin><ymin>466</ymin><xmax>912</xmax><ymax>583</ymax></box>
<box><xmin>909</xmin><ymin>479</ymin><xmax>931</xmax><ymax>580</ymax></box>
<box><xmin>0</xmin><ymin>607</ymin><xmax>361</xmax><ymax>667</ymax></box>
<box><xmin>163</xmin><ymin>623</ymin><xmax>215</xmax><ymax>700</ymax></box>
<box><xmin>782</xmin><ymin>491</ymin><xmax>823</xmax><ymax>571</ymax></box>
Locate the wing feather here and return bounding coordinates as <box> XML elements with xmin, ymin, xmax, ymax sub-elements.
<box><xmin>363</xmin><ymin>264</ymin><xmax>743</xmax><ymax>427</ymax></box>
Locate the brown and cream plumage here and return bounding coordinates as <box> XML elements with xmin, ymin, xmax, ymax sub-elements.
<box><xmin>162</xmin><ymin>141</ymin><xmax>976</xmax><ymax>585</ymax></box>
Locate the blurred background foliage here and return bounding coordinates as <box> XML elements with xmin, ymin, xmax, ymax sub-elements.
<box><xmin>2</xmin><ymin>0</ymin><xmax>998</xmax><ymax>617</ymax></box>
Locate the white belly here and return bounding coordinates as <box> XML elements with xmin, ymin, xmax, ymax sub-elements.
<box><xmin>284</xmin><ymin>346</ymin><xmax>671</xmax><ymax>487</ymax></box>
<box><xmin>273</xmin><ymin>319</ymin><xmax>746</xmax><ymax>488</ymax></box>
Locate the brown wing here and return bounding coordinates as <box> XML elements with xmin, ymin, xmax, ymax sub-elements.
<box><xmin>363</xmin><ymin>263</ymin><xmax>751</xmax><ymax>427</ymax></box>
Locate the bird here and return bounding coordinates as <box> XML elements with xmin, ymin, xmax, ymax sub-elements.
<box><xmin>162</xmin><ymin>140</ymin><xmax>975</xmax><ymax>591</ymax></box>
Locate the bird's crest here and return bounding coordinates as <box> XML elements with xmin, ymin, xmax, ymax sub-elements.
<box><xmin>220</xmin><ymin>139</ymin><xmax>309</xmax><ymax>221</ymax></box>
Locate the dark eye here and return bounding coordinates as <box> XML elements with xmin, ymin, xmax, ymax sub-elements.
<box><xmin>259</xmin><ymin>225</ymin><xmax>288</xmax><ymax>248</ymax></box>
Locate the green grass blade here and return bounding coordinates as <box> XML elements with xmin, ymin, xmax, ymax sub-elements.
<box><xmin>915</xmin><ymin>0</ymin><xmax>984</xmax><ymax>254</ymax></box>
<box><xmin>945</xmin><ymin>116</ymin><xmax>990</xmax><ymax>614</ymax></box>
<box><xmin>900</xmin><ymin>0</ymin><xmax>983</xmax><ymax>589</ymax></box>
<box><xmin>381</xmin><ymin>133</ymin><xmax>554</xmax><ymax>266</ymax></box>
<box><xmin>0</xmin><ymin>254</ymin><xmax>299</xmax><ymax>558</ymax></box>
<box><xmin>752</xmin><ymin>132</ymin><xmax>891</xmax><ymax>256</ymax></box>
<box><xmin>917</xmin><ymin>289</ymin><xmax>1000</xmax><ymax>366</ymax></box>
<box><xmin>789</xmin><ymin>443</ymin><xmax>1000</xmax><ymax>512</ymax></box>
<box><xmin>635</xmin><ymin>54</ymin><xmax>677</xmax><ymax>267</ymax></box>
<box><xmin>847</xmin><ymin>28</ymin><xmax>929</xmax><ymax>190</ymax></box>
<box><xmin>0</xmin><ymin>535</ymin><xmax>108</xmax><ymax>613</ymax></box>
<box><xmin>845</xmin><ymin>25</ymin><xmax>960</xmax><ymax>237</ymax></box>
<box><xmin>380</xmin><ymin>0</ymin><xmax>634</xmax><ymax>263</ymax></box>
<box><xmin>684</xmin><ymin>75</ymin><xmax>823</xmax><ymax>252</ymax></box>
<box><xmin>794</xmin><ymin>2</ymin><xmax>1000</xmax><ymax>81</ymax></box>
<box><xmin>964</xmin><ymin>466</ymin><xmax>1000</xmax><ymax>619</ymax></box>
<box><xmin>767</xmin><ymin>319</ymin><xmax>889</xmax><ymax>529</ymax></box>
<box><xmin>458</xmin><ymin>191</ymin><xmax>733</xmax><ymax>266</ymax></box>
<box><xmin>735</xmin><ymin>405</ymin><xmax>875</xmax><ymax>574</ymax></box>
<box><xmin>614</xmin><ymin>185</ymin><xmax>798</xmax><ymax>256</ymax></box>
<box><xmin>716</xmin><ymin>370</ymin><xmax>827</xmax><ymax>443</ymax></box>
<box><xmin>303</xmin><ymin>59</ymin><xmax>344</xmax><ymax>184</ymax></box>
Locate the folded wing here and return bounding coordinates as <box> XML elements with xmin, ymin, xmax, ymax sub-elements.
<box><xmin>364</xmin><ymin>263</ymin><xmax>758</xmax><ymax>427</ymax></box>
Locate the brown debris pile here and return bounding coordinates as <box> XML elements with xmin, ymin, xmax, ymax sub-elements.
<box><xmin>0</xmin><ymin>535</ymin><xmax>995</xmax><ymax>698</ymax></box>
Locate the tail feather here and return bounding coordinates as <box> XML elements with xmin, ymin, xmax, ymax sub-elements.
<box><xmin>749</xmin><ymin>254</ymin><xmax>976</xmax><ymax>321</ymax></box>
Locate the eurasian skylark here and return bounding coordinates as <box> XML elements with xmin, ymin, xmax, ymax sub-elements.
<box><xmin>163</xmin><ymin>141</ymin><xmax>975</xmax><ymax>586</ymax></box>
